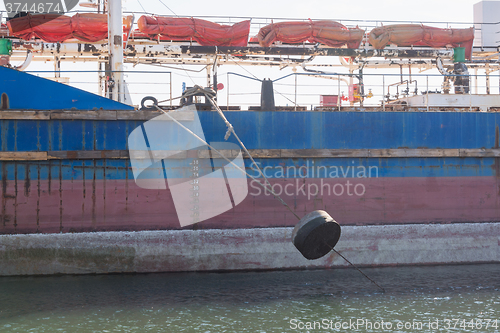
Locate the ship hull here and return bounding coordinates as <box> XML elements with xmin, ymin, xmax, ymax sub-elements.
<box><xmin>1</xmin><ymin>110</ymin><xmax>499</xmax><ymax>274</ymax></box>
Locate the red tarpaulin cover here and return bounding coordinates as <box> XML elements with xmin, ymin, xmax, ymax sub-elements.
<box><xmin>7</xmin><ymin>13</ymin><xmax>133</xmax><ymax>43</ymax></box>
<box><xmin>137</xmin><ymin>16</ymin><xmax>250</xmax><ymax>46</ymax></box>
<box><xmin>369</xmin><ymin>24</ymin><xmax>474</xmax><ymax>59</ymax></box>
<box><xmin>257</xmin><ymin>20</ymin><xmax>364</xmax><ymax>48</ymax></box>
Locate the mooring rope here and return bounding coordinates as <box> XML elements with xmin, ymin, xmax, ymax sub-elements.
<box><xmin>155</xmin><ymin>88</ymin><xmax>384</xmax><ymax>292</ymax></box>
<box><xmin>333</xmin><ymin>249</ymin><xmax>385</xmax><ymax>292</ymax></box>
<box><xmin>200</xmin><ymin>86</ymin><xmax>302</xmax><ymax>220</ymax></box>
<box><xmin>153</xmin><ymin>104</ymin><xmax>301</xmax><ymax>220</ymax></box>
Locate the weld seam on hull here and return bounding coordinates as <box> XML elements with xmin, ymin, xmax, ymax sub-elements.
<box><xmin>1</xmin><ymin>148</ymin><xmax>500</xmax><ymax>161</ymax></box>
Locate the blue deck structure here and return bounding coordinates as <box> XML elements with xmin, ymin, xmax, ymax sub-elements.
<box><xmin>0</xmin><ymin>67</ymin><xmax>134</xmax><ymax>111</ymax></box>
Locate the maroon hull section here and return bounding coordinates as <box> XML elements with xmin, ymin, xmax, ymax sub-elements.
<box><xmin>1</xmin><ymin>176</ymin><xmax>499</xmax><ymax>234</ymax></box>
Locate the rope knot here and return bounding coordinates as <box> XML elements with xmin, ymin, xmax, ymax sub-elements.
<box><xmin>181</xmin><ymin>85</ymin><xmax>216</xmax><ymax>100</ymax></box>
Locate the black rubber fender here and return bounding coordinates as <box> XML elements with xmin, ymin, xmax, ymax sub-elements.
<box><xmin>292</xmin><ymin>210</ymin><xmax>341</xmax><ymax>260</ymax></box>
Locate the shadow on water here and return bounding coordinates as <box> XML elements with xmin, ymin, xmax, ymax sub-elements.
<box><xmin>1</xmin><ymin>264</ymin><xmax>500</xmax><ymax>332</ymax></box>
<box><xmin>1</xmin><ymin>264</ymin><xmax>500</xmax><ymax>316</ymax></box>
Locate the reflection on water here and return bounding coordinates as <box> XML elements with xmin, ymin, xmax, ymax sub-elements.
<box><xmin>0</xmin><ymin>264</ymin><xmax>499</xmax><ymax>332</ymax></box>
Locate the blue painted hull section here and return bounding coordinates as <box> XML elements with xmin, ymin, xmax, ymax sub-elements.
<box><xmin>0</xmin><ymin>111</ymin><xmax>498</xmax><ymax>181</ymax></box>
<box><xmin>0</xmin><ymin>157</ymin><xmax>496</xmax><ymax>181</ymax></box>
<box><xmin>199</xmin><ymin>111</ymin><xmax>500</xmax><ymax>150</ymax></box>
<box><xmin>1</xmin><ymin>111</ymin><xmax>499</xmax><ymax>151</ymax></box>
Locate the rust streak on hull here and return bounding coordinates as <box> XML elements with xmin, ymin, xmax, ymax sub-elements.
<box><xmin>0</xmin><ymin>176</ymin><xmax>499</xmax><ymax>234</ymax></box>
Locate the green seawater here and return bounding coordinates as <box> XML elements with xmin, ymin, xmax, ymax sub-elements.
<box><xmin>0</xmin><ymin>264</ymin><xmax>499</xmax><ymax>332</ymax></box>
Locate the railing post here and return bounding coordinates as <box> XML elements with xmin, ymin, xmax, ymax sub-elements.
<box><xmin>227</xmin><ymin>73</ymin><xmax>230</xmax><ymax>109</ymax></box>
<box><xmin>382</xmin><ymin>74</ymin><xmax>385</xmax><ymax>112</ymax></box>
<box><xmin>474</xmin><ymin>67</ymin><xmax>478</xmax><ymax>94</ymax></box>
<box><xmin>426</xmin><ymin>75</ymin><xmax>429</xmax><ymax>112</ymax></box>
<box><xmin>169</xmin><ymin>72</ymin><xmax>173</xmax><ymax>108</ymax></box>
<box><xmin>294</xmin><ymin>74</ymin><xmax>297</xmax><ymax>111</ymax></box>
<box><xmin>338</xmin><ymin>74</ymin><xmax>341</xmax><ymax>112</ymax></box>
<box><xmin>469</xmin><ymin>77</ymin><xmax>472</xmax><ymax>112</ymax></box>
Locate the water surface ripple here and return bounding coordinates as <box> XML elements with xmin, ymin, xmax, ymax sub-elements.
<box><xmin>1</xmin><ymin>264</ymin><xmax>499</xmax><ymax>332</ymax></box>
